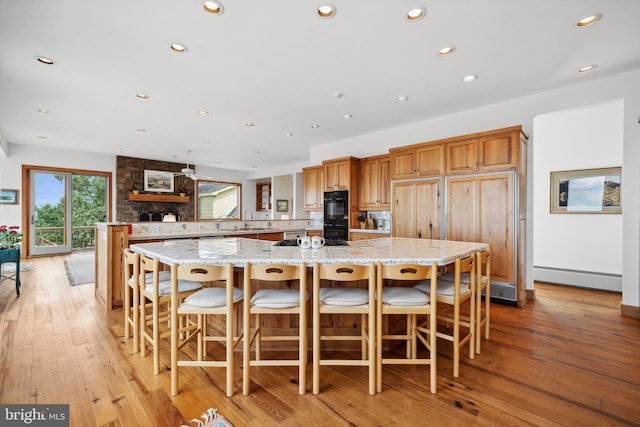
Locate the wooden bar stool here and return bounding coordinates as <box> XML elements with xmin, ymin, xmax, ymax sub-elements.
<box><xmin>312</xmin><ymin>262</ymin><xmax>376</xmax><ymax>395</ymax></box>
<box><xmin>377</xmin><ymin>262</ymin><xmax>438</xmax><ymax>394</ymax></box>
<box><xmin>139</xmin><ymin>254</ymin><xmax>202</xmax><ymax>375</ymax></box>
<box><xmin>243</xmin><ymin>262</ymin><xmax>308</xmax><ymax>395</ymax></box>
<box><xmin>170</xmin><ymin>263</ymin><xmax>243</xmax><ymax>397</ymax></box>
<box><xmin>415</xmin><ymin>254</ymin><xmax>475</xmax><ymax>378</ymax></box>
<box><xmin>123</xmin><ymin>249</ymin><xmax>140</xmax><ymax>353</ymax></box>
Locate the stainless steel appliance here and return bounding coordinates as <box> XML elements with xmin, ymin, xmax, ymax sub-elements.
<box><xmin>323</xmin><ymin>190</ymin><xmax>349</xmax><ymax>240</ymax></box>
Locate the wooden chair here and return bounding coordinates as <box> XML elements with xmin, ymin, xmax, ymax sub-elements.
<box><xmin>170</xmin><ymin>263</ymin><xmax>243</xmax><ymax>397</ymax></box>
<box><xmin>243</xmin><ymin>262</ymin><xmax>308</xmax><ymax>395</ymax></box>
<box><xmin>438</xmin><ymin>250</ymin><xmax>490</xmax><ymax>354</ymax></box>
<box><xmin>139</xmin><ymin>254</ymin><xmax>202</xmax><ymax>375</ymax></box>
<box><xmin>123</xmin><ymin>249</ymin><xmax>140</xmax><ymax>353</ymax></box>
<box><xmin>415</xmin><ymin>254</ymin><xmax>475</xmax><ymax>378</ymax></box>
<box><xmin>377</xmin><ymin>262</ymin><xmax>438</xmax><ymax>394</ymax></box>
<box><xmin>312</xmin><ymin>262</ymin><xmax>376</xmax><ymax>395</ymax></box>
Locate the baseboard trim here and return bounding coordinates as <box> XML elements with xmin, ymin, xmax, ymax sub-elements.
<box><xmin>533</xmin><ymin>266</ymin><xmax>621</xmax><ymax>292</ymax></box>
<box><xmin>621</xmin><ymin>304</ymin><xmax>640</xmax><ymax>319</ymax></box>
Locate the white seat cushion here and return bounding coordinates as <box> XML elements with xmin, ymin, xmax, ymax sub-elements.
<box><xmin>382</xmin><ymin>287</ymin><xmax>429</xmax><ymax>306</ymax></box>
<box><xmin>439</xmin><ymin>271</ymin><xmax>488</xmax><ymax>286</ymax></box>
<box><xmin>145</xmin><ymin>279</ymin><xmax>202</xmax><ymax>296</ymax></box>
<box><xmin>414</xmin><ymin>279</ymin><xmax>469</xmax><ymax>297</ymax></box>
<box><xmin>320</xmin><ymin>288</ymin><xmax>369</xmax><ymax>306</ymax></box>
<box><xmin>183</xmin><ymin>287</ymin><xmax>244</xmax><ymax>307</ymax></box>
<box><xmin>251</xmin><ymin>289</ymin><xmax>310</xmax><ymax>309</ymax></box>
<box><xmin>143</xmin><ymin>271</ymin><xmax>171</xmax><ymax>284</ymax></box>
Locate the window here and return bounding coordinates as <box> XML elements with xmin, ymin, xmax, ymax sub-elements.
<box><xmin>196</xmin><ymin>180</ymin><xmax>242</xmax><ymax>220</ymax></box>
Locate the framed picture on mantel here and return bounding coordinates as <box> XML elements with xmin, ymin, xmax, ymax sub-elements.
<box><xmin>144</xmin><ymin>170</ymin><xmax>174</xmax><ymax>193</ymax></box>
<box><xmin>550</xmin><ymin>167</ymin><xmax>621</xmax><ymax>214</ymax></box>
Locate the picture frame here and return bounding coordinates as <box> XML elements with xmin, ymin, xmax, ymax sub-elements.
<box><xmin>276</xmin><ymin>199</ymin><xmax>289</xmax><ymax>212</ymax></box>
<box><xmin>0</xmin><ymin>189</ymin><xmax>19</xmax><ymax>205</ymax></box>
<box><xmin>144</xmin><ymin>170</ymin><xmax>174</xmax><ymax>193</ymax></box>
<box><xmin>550</xmin><ymin>167</ymin><xmax>621</xmax><ymax>214</ymax></box>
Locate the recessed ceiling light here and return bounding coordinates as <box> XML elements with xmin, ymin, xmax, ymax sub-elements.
<box><xmin>396</xmin><ymin>96</ymin><xmax>409</xmax><ymax>102</ymax></box>
<box><xmin>203</xmin><ymin>1</ymin><xmax>224</xmax><ymax>14</ymax></box>
<box><xmin>317</xmin><ymin>3</ymin><xmax>336</xmax><ymax>19</ymax></box>
<box><xmin>406</xmin><ymin>6</ymin><xmax>426</xmax><ymax>22</ymax></box>
<box><xmin>202</xmin><ymin>140</ymin><xmax>213</xmax><ymax>144</ymax></box>
<box><xmin>253</xmin><ymin>151</ymin><xmax>261</xmax><ymax>154</ymax></box>
<box><xmin>311</xmin><ymin>124</ymin><xmax>320</xmax><ymax>128</ymax></box>
<box><xmin>244</xmin><ymin>123</ymin><xmax>254</xmax><ymax>127</ymax></box>
<box><xmin>333</xmin><ymin>92</ymin><xmax>344</xmax><ymax>99</ymax></box>
<box><xmin>170</xmin><ymin>43</ymin><xmax>188</xmax><ymax>53</ymax></box>
<box><xmin>136</xmin><ymin>93</ymin><xmax>149</xmax><ymax>99</ymax></box>
<box><xmin>343</xmin><ymin>114</ymin><xmax>352</xmax><ymax>119</ymax></box>
<box><xmin>438</xmin><ymin>46</ymin><xmax>455</xmax><ymax>56</ymax></box>
<box><xmin>136</xmin><ymin>128</ymin><xmax>147</xmax><ymax>132</ymax></box>
<box><xmin>37</xmin><ymin>108</ymin><xmax>49</xmax><ymax>113</ymax></box>
<box><xmin>197</xmin><ymin>110</ymin><xmax>209</xmax><ymax>115</ymax></box>
<box><xmin>578</xmin><ymin>64</ymin><xmax>597</xmax><ymax>73</ymax></box>
<box><xmin>285</xmin><ymin>133</ymin><xmax>294</xmax><ymax>137</ymax></box>
<box><xmin>576</xmin><ymin>14</ymin><xmax>601</xmax><ymax>27</ymax></box>
<box><xmin>462</xmin><ymin>74</ymin><xmax>477</xmax><ymax>83</ymax></box>
<box><xmin>114</xmin><ymin>147</ymin><xmax>123</xmax><ymax>151</ymax></box>
<box><xmin>36</xmin><ymin>135</ymin><xmax>48</xmax><ymax>140</ymax></box>
<box><xmin>34</xmin><ymin>56</ymin><xmax>56</xmax><ymax>65</ymax></box>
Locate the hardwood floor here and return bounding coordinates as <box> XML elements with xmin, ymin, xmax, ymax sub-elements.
<box><xmin>1</xmin><ymin>255</ymin><xmax>639</xmax><ymax>426</ymax></box>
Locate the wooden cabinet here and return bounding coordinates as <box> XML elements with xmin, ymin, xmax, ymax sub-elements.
<box><xmin>95</xmin><ymin>223</ymin><xmax>129</xmax><ymax>312</ymax></box>
<box><xmin>302</xmin><ymin>165</ymin><xmax>324</xmax><ymax>211</ymax></box>
<box><xmin>350</xmin><ymin>232</ymin><xmax>390</xmax><ymax>241</ymax></box>
<box><xmin>323</xmin><ymin>157</ymin><xmax>359</xmax><ymax>191</ymax></box>
<box><xmin>256</xmin><ymin>181</ymin><xmax>272</xmax><ymax>211</ymax></box>
<box><xmin>390</xmin><ymin>143</ymin><xmax>444</xmax><ymax>180</ymax></box>
<box><xmin>446</xmin><ymin>131</ymin><xmax>519</xmax><ymax>175</ymax></box>
<box><xmin>307</xmin><ymin>229</ymin><xmax>324</xmax><ymax>237</ymax></box>
<box><xmin>446</xmin><ymin>173</ymin><xmax>518</xmax><ymax>298</ymax></box>
<box><xmin>392</xmin><ymin>180</ymin><xmax>441</xmax><ymax>240</ymax></box>
<box><xmin>359</xmin><ymin>154</ymin><xmax>391</xmax><ymax>210</ymax></box>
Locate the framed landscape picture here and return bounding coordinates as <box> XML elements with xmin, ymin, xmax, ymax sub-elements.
<box><xmin>0</xmin><ymin>189</ymin><xmax>19</xmax><ymax>205</ymax></box>
<box><xmin>276</xmin><ymin>199</ymin><xmax>289</xmax><ymax>212</ymax></box>
<box><xmin>550</xmin><ymin>167</ymin><xmax>621</xmax><ymax>214</ymax></box>
<box><xmin>144</xmin><ymin>170</ymin><xmax>174</xmax><ymax>193</ymax></box>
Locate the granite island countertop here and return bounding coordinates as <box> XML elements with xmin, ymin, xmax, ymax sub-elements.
<box><xmin>130</xmin><ymin>237</ymin><xmax>488</xmax><ymax>267</ymax></box>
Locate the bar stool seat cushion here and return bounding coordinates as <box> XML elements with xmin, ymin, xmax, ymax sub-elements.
<box><xmin>382</xmin><ymin>287</ymin><xmax>430</xmax><ymax>306</ymax></box>
<box><xmin>143</xmin><ymin>271</ymin><xmax>172</xmax><ymax>284</ymax></box>
<box><xmin>319</xmin><ymin>288</ymin><xmax>369</xmax><ymax>306</ymax></box>
<box><xmin>415</xmin><ymin>280</ymin><xmax>469</xmax><ymax>297</ymax></box>
<box><xmin>251</xmin><ymin>289</ymin><xmax>310</xmax><ymax>308</ymax></box>
<box><xmin>184</xmin><ymin>287</ymin><xmax>244</xmax><ymax>307</ymax></box>
<box><xmin>145</xmin><ymin>279</ymin><xmax>202</xmax><ymax>296</ymax></box>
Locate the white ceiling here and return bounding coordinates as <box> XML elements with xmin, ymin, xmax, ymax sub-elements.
<box><xmin>1</xmin><ymin>0</ymin><xmax>639</xmax><ymax>172</ymax></box>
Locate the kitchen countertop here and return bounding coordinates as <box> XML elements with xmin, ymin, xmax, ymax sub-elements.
<box><xmin>349</xmin><ymin>228</ymin><xmax>391</xmax><ymax>234</ymax></box>
<box><xmin>130</xmin><ymin>237</ymin><xmax>488</xmax><ymax>267</ymax></box>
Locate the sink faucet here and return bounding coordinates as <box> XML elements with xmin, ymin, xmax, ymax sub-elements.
<box><xmin>243</xmin><ymin>209</ymin><xmax>253</xmax><ymax>229</ymax></box>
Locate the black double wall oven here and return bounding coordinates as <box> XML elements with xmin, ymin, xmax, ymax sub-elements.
<box><xmin>323</xmin><ymin>190</ymin><xmax>349</xmax><ymax>240</ymax></box>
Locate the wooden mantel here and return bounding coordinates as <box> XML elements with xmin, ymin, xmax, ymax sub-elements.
<box><xmin>128</xmin><ymin>193</ymin><xmax>190</xmax><ymax>203</ymax></box>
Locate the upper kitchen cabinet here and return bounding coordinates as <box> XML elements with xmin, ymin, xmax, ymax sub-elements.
<box><xmin>323</xmin><ymin>157</ymin><xmax>359</xmax><ymax>191</ymax></box>
<box><xmin>446</xmin><ymin>127</ymin><xmax>524</xmax><ymax>175</ymax></box>
<box><xmin>302</xmin><ymin>165</ymin><xmax>324</xmax><ymax>211</ymax></box>
<box><xmin>359</xmin><ymin>154</ymin><xmax>390</xmax><ymax>210</ymax></box>
<box><xmin>390</xmin><ymin>143</ymin><xmax>444</xmax><ymax>180</ymax></box>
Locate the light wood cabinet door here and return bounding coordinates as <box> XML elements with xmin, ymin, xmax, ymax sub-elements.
<box><xmin>359</xmin><ymin>155</ymin><xmax>391</xmax><ymax>210</ymax></box>
<box><xmin>303</xmin><ymin>166</ymin><xmax>323</xmax><ymax>211</ymax></box>
<box><xmin>392</xmin><ymin>180</ymin><xmax>440</xmax><ymax>239</ymax></box>
<box><xmin>390</xmin><ymin>149</ymin><xmax>416</xmax><ymax>180</ymax></box>
<box><xmin>479</xmin><ymin>132</ymin><xmax>518</xmax><ymax>171</ymax></box>
<box><xmin>416</xmin><ymin>144</ymin><xmax>445</xmax><ymax>177</ymax></box>
<box><xmin>446</xmin><ymin>138</ymin><xmax>478</xmax><ymax>175</ymax></box>
<box><xmin>324</xmin><ymin>160</ymin><xmax>350</xmax><ymax>191</ymax></box>
<box><xmin>447</xmin><ymin>173</ymin><xmax>514</xmax><ymax>284</ymax></box>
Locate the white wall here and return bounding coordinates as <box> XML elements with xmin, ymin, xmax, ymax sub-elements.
<box><xmin>309</xmin><ymin>69</ymin><xmax>640</xmax><ymax>308</ymax></box>
<box><xmin>532</xmin><ymin>100</ymin><xmax>623</xmax><ymax>290</ymax></box>
<box><xmin>272</xmin><ymin>174</ymin><xmax>293</xmax><ymax>219</ymax></box>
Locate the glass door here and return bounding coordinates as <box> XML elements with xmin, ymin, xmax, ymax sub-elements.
<box><xmin>29</xmin><ymin>170</ymin><xmax>72</xmax><ymax>255</ymax></box>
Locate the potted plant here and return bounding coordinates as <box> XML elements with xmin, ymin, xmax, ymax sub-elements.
<box><xmin>0</xmin><ymin>225</ymin><xmax>22</xmax><ymax>250</ymax></box>
<box><xmin>128</xmin><ymin>183</ymin><xmax>143</xmax><ymax>194</ymax></box>
<box><xmin>177</xmin><ymin>185</ymin><xmax>190</xmax><ymax>197</ymax></box>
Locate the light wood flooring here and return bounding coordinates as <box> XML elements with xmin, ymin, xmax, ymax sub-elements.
<box><xmin>0</xmin><ymin>255</ymin><xmax>639</xmax><ymax>426</ymax></box>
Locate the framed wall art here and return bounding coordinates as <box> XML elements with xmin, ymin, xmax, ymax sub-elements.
<box><xmin>0</xmin><ymin>189</ymin><xmax>19</xmax><ymax>205</ymax></box>
<box><xmin>144</xmin><ymin>170</ymin><xmax>174</xmax><ymax>193</ymax></box>
<box><xmin>276</xmin><ymin>199</ymin><xmax>289</xmax><ymax>212</ymax></box>
<box><xmin>550</xmin><ymin>167</ymin><xmax>621</xmax><ymax>214</ymax></box>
